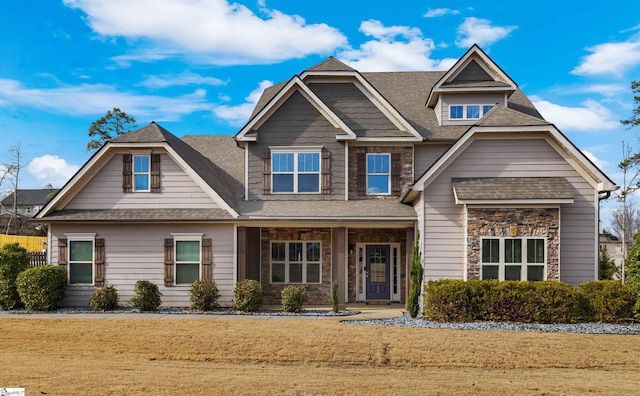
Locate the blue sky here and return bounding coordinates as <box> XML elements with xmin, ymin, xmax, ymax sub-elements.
<box><xmin>1</xmin><ymin>0</ymin><xmax>639</xmax><ymax>225</ymax></box>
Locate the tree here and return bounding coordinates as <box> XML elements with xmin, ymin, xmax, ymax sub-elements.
<box><xmin>0</xmin><ymin>143</ymin><xmax>25</xmax><ymax>234</ymax></box>
<box><xmin>620</xmin><ymin>80</ymin><xmax>640</xmax><ymax>129</ymax></box>
<box><xmin>599</xmin><ymin>245</ymin><xmax>620</xmax><ymax>280</ymax></box>
<box><xmin>408</xmin><ymin>230</ymin><xmax>423</xmax><ymax>318</ymax></box>
<box><xmin>86</xmin><ymin>108</ymin><xmax>137</xmax><ymax>152</ymax></box>
<box><xmin>624</xmin><ymin>231</ymin><xmax>640</xmax><ymax>318</ymax></box>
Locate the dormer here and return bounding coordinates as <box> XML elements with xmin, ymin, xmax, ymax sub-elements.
<box><xmin>427</xmin><ymin>44</ymin><xmax>518</xmax><ymax>126</ymax></box>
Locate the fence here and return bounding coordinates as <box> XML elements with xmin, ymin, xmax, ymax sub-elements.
<box><xmin>0</xmin><ymin>234</ymin><xmax>47</xmax><ymax>252</ymax></box>
<box><xmin>27</xmin><ymin>252</ymin><xmax>48</xmax><ymax>267</ymax></box>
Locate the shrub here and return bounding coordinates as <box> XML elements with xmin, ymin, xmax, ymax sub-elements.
<box><xmin>531</xmin><ymin>281</ymin><xmax>580</xmax><ymax>323</ymax></box>
<box><xmin>579</xmin><ymin>280</ymin><xmax>635</xmax><ymax>323</ymax></box>
<box><xmin>16</xmin><ymin>265</ymin><xmax>66</xmax><ymax>311</ymax></box>
<box><xmin>423</xmin><ymin>279</ymin><xmax>494</xmax><ymax>322</ymax></box>
<box><xmin>233</xmin><ymin>279</ymin><xmax>262</xmax><ymax>312</ymax></box>
<box><xmin>330</xmin><ymin>280</ymin><xmax>339</xmax><ymax>313</ymax></box>
<box><xmin>0</xmin><ymin>243</ymin><xmax>30</xmax><ymax>309</ymax></box>
<box><xmin>190</xmin><ymin>279</ymin><xmax>220</xmax><ymax>311</ymax></box>
<box><xmin>89</xmin><ymin>285</ymin><xmax>119</xmax><ymax>311</ymax></box>
<box><xmin>131</xmin><ymin>280</ymin><xmax>162</xmax><ymax>311</ymax></box>
<box><xmin>281</xmin><ymin>285</ymin><xmax>307</xmax><ymax>313</ymax></box>
<box><xmin>408</xmin><ymin>231</ymin><xmax>423</xmax><ymax>318</ymax></box>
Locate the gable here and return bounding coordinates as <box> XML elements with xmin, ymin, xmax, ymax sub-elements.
<box><xmin>451</xmin><ymin>59</ymin><xmax>493</xmax><ymax>82</ymax></box>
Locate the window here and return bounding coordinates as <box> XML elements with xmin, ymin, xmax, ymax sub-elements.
<box><xmin>133</xmin><ymin>155</ymin><xmax>150</xmax><ymax>192</ymax></box>
<box><xmin>175</xmin><ymin>239</ymin><xmax>201</xmax><ymax>285</ymax></box>
<box><xmin>481</xmin><ymin>237</ymin><xmax>546</xmax><ymax>281</ymax></box>
<box><xmin>69</xmin><ymin>237</ymin><xmax>94</xmax><ymax>285</ymax></box>
<box><xmin>449</xmin><ymin>104</ymin><xmax>494</xmax><ymax>120</ymax></box>
<box><xmin>272</xmin><ymin>151</ymin><xmax>320</xmax><ymax>193</ymax></box>
<box><xmin>271</xmin><ymin>241</ymin><xmax>321</xmax><ymax>284</ymax></box>
<box><xmin>367</xmin><ymin>153</ymin><xmax>390</xmax><ymax>195</ymax></box>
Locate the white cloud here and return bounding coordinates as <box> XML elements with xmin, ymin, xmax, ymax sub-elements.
<box><xmin>138</xmin><ymin>72</ymin><xmax>227</xmax><ymax>89</ymax></box>
<box><xmin>455</xmin><ymin>17</ymin><xmax>517</xmax><ymax>48</ymax></box>
<box><xmin>63</xmin><ymin>0</ymin><xmax>347</xmax><ymax>65</ymax></box>
<box><xmin>572</xmin><ymin>34</ymin><xmax>640</xmax><ymax>76</ymax></box>
<box><xmin>531</xmin><ymin>96</ymin><xmax>620</xmax><ymax>131</ymax></box>
<box><xmin>0</xmin><ymin>78</ymin><xmax>212</xmax><ymax>121</ymax></box>
<box><xmin>582</xmin><ymin>150</ymin><xmax>608</xmax><ymax>169</ymax></box>
<box><xmin>551</xmin><ymin>83</ymin><xmax>628</xmax><ymax>97</ymax></box>
<box><xmin>424</xmin><ymin>8</ymin><xmax>460</xmax><ymax>18</ymax></box>
<box><xmin>339</xmin><ymin>20</ymin><xmax>457</xmax><ymax>72</ymax></box>
<box><xmin>213</xmin><ymin>80</ymin><xmax>272</xmax><ymax>126</ymax></box>
<box><xmin>27</xmin><ymin>155</ymin><xmax>80</xmax><ymax>188</ymax></box>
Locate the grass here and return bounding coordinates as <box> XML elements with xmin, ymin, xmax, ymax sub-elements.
<box><xmin>1</xmin><ymin>317</ymin><xmax>640</xmax><ymax>395</ymax></box>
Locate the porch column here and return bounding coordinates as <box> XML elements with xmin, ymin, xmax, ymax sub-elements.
<box><xmin>405</xmin><ymin>227</ymin><xmax>415</xmax><ymax>310</ymax></box>
<box><xmin>332</xmin><ymin>227</ymin><xmax>347</xmax><ymax>307</ymax></box>
<box><xmin>237</xmin><ymin>227</ymin><xmax>247</xmax><ymax>281</ymax></box>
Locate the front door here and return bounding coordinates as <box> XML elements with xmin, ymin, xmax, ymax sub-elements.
<box><xmin>366</xmin><ymin>245</ymin><xmax>390</xmax><ymax>300</ymax></box>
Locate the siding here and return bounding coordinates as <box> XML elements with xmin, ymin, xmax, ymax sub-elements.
<box><xmin>423</xmin><ymin>137</ymin><xmax>597</xmax><ymax>285</ymax></box>
<box><xmin>66</xmin><ymin>152</ymin><xmax>219</xmax><ymax>210</ymax></box>
<box><xmin>441</xmin><ymin>93</ymin><xmax>505</xmax><ymax>126</ymax></box>
<box><xmin>247</xmin><ymin>90</ymin><xmax>346</xmax><ymax>200</ymax></box>
<box><xmin>414</xmin><ymin>143</ymin><xmax>451</xmax><ymax>177</ymax></box>
<box><xmin>50</xmin><ymin>223</ymin><xmax>235</xmax><ymax>307</ymax></box>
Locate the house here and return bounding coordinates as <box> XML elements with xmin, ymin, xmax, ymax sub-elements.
<box><xmin>36</xmin><ymin>45</ymin><xmax>616</xmax><ymax>307</ymax></box>
<box><xmin>600</xmin><ymin>230</ymin><xmax>624</xmax><ymax>277</ymax></box>
<box><xmin>1</xmin><ymin>188</ymin><xmax>57</xmax><ymax>217</ymax></box>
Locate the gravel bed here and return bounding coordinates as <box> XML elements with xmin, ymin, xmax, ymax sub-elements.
<box><xmin>1</xmin><ymin>307</ymin><xmax>356</xmax><ymax>317</ymax></box>
<box><xmin>351</xmin><ymin>313</ymin><xmax>640</xmax><ymax>335</ymax></box>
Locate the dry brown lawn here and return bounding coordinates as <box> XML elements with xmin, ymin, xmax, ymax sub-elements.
<box><xmin>1</xmin><ymin>317</ymin><xmax>639</xmax><ymax>395</ymax></box>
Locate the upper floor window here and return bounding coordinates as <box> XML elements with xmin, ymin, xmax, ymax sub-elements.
<box><xmin>133</xmin><ymin>155</ymin><xmax>150</xmax><ymax>192</ymax></box>
<box><xmin>481</xmin><ymin>237</ymin><xmax>546</xmax><ymax>281</ymax></box>
<box><xmin>449</xmin><ymin>104</ymin><xmax>494</xmax><ymax>120</ymax></box>
<box><xmin>272</xmin><ymin>151</ymin><xmax>320</xmax><ymax>193</ymax></box>
<box><xmin>367</xmin><ymin>153</ymin><xmax>390</xmax><ymax>195</ymax></box>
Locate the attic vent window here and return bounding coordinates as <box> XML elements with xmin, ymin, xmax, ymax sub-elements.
<box><xmin>449</xmin><ymin>104</ymin><xmax>494</xmax><ymax>120</ymax></box>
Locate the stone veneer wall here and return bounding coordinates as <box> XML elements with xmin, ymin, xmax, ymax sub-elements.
<box><xmin>347</xmin><ymin>229</ymin><xmax>407</xmax><ymax>302</ymax></box>
<box><xmin>260</xmin><ymin>227</ymin><xmax>332</xmax><ymax>304</ymax></box>
<box><xmin>466</xmin><ymin>208</ymin><xmax>560</xmax><ymax>280</ymax></box>
<box><xmin>348</xmin><ymin>146</ymin><xmax>413</xmax><ymax>200</ymax></box>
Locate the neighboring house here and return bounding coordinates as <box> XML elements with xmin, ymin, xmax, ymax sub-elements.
<box><xmin>36</xmin><ymin>45</ymin><xmax>616</xmax><ymax>307</ymax></box>
<box><xmin>599</xmin><ymin>230</ymin><xmax>624</xmax><ymax>276</ymax></box>
<box><xmin>1</xmin><ymin>188</ymin><xmax>57</xmax><ymax>217</ymax></box>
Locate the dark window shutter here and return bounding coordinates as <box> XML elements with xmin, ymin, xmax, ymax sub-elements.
<box><xmin>202</xmin><ymin>238</ymin><xmax>212</xmax><ymax>281</ymax></box>
<box><xmin>357</xmin><ymin>152</ymin><xmax>366</xmax><ymax>196</ymax></box>
<box><xmin>150</xmin><ymin>153</ymin><xmax>161</xmax><ymax>193</ymax></box>
<box><xmin>58</xmin><ymin>238</ymin><xmax>67</xmax><ymax>267</ymax></box>
<box><xmin>95</xmin><ymin>238</ymin><xmax>105</xmax><ymax>286</ymax></box>
<box><xmin>164</xmin><ymin>238</ymin><xmax>174</xmax><ymax>286</ymax></box>
<box><xmin>391</xmin><ymin>152</ymin><xmax>401</xmax><ymax>195</ymax></box>
<box><xmin>122</xmin><ymin>154</ymin><xmax>132</xmax><ymax>193</ymax></box>
<box><xmin>262</xmin><ymin>150</ymin><xmax>271</xmax><ymax>194</ymax></box>
<box><xmin>321</xmin><ymin>149</ymin><xmax>331</xmax><ymax>194</ymax></box>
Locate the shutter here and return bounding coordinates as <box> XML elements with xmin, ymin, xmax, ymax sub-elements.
<box><xmin>164</xmin><ymin>238</ymin><xmax>174</xmax><ymax>286</ymax></box>
<box><xmin>122</xmin><ymin>154</ymin><xmax>132</xmax><ymax>193</ymax></box>
<box><xmin>58</xmin><ymin>238</ymin><xmax>67</xmax><ymax>268</ymax></box>
<box><xmin>95</xmin><ymin>238</ymin><xmax>105</xmax><ymax>286</ymax></box>
<box><xmin>262</xmin><ymin>150</ymin><xmax>271</xmax><ymax>194</ymax></box>
<box><xmin>391</xmin><ymin>152</ymin><xmax>401</xmax><ymax>195</ymax></box>
<box><xmin>202</xmin><ymin>238</ymin><xmax>213</xmax><ymax>281</ymax></box>
<box><xmin>356</xmin><ymin>153</ymin><xmax>366</xmax><ymax>196</ymax></box>
<box><xmin>321</xmin><ymin>149</ymin><xmax>331</xmax><ymax>194</ymax></box>
<box><xmin>150</xmin><ymin>153</ymin><xmax>161</xmax><ymax>193</ymax></box>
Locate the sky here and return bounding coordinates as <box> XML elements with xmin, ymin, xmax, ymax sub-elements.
<box><xmin>1</xmin><ymin>0</ymin><xmax>639</xmax><ymax>227</ymax></box>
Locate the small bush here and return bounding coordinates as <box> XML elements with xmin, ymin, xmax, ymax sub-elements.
<box><xmin>330</xmin><ymin>280</ymin><xmax>339</xmax><ymax>313</ymax></box>
<box><xmin>579</xmin><ymin>280</ymin><xmax>635</xmax><ymax>323</ymax></box>
<box><xmin>89</xmin><ymin>285</ymin><xmax>119</xmax><ymax>311</ymax></box>
<box><xmin>281</xmin><ymin>285</ymin><xmax>307</xmax><ymax>313</ymax></box>
<box><xmin>190</xmin><ymin>279</ymin><xmax>220</xmax><ymax>311</ymax></box>
<box><xmin>16</xmin><ymin>265</ymin><xmax>67</xmax><ymax>311</ymax></box>
<box><xmin>424</xmin><ymin>279</ymin><xmax>494</xmax><ymax>322</ymax></box>
<box><xmin>0</xmin><ymin>243</ymin><xmax>30</xmax><ymax>309</ymax></box>
<box><xmin>233</xmin><ymin>279</ymin><xmax>262</xmax><ymax>312</ymax></box>
<box><xmin>131</xmin><ymin>280</ymin><xmax>162</xmax><ymax>311</ymax></box>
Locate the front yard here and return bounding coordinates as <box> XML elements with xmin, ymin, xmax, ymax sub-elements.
<box><xmin>1</xmin><ymin>317</ymin><xmax>640</xmax><ymax>394</ymax></box>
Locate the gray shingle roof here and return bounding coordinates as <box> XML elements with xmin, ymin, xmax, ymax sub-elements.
<box><xmin>477</xmin><ymin>105</ymin><xmax>551</xmax><ymax>127</ymax></box>
<box><xmin>238</xmin><ymin>200</ymin><xmax>416</xmax><ymax>219</ymax></box>
<box><xmin>305</xmin><ymin>56</ymin><xmax>356</xmax><ymax>72</ymax></box>
<box><xmin>452</xmin><ymin>177</ymin><xmax>574</xmax><ymax>201</ymax></box>
<box><xmin>39</xmin><ymin>208</ymin><xmax>234</xmax><ymax>222</ymax></box>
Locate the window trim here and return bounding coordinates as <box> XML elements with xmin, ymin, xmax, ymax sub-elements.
<box><xmin>172</xmin><ymin>233</ymin><xmax>203</xmax><ymax>286</ymax></box>
<box><xmin>271</xmin><ymin>148</ymin><xmax>321</xmax><ymax>194</ymax></box>
<box><xmin>449</xmin><ymin>104</ymin><xmax>494</xmax><ymax>120</ymax></box>
<box><xmin>480</xmin><ymin>237</ymin><xmax>547</xmax><ymax>281</ymax></box>
<box><xmin>133</xmin><ymin>154</ymin><xmax>151</xmax><ymax>192</ymax></box>
<box><xmin>65</xmin><ymin>233</ymin><xmax>96</xmax><ymax>286</ymax></box>
<box><xmin>366</xmin><ymin>153</ymin><xmax>391</xmax><ymax>195</ymax></box>
<box><xmin>270</xmin><ymin>241</ymin><xmax>322</xmax><ymax>284</ymax></box>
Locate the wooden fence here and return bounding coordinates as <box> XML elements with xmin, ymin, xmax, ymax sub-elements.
<box><xmin>27</xmin><ymin>252</ymin><xmax>48</xmax><ymax>267</ymax></box>
<box><xmin>0</xmin><ymin>234</ymin><xmax>47</xmax><ymax>252</ymax></box>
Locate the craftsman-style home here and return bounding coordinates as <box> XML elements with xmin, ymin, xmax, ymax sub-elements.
<box><xmin>36</xmin><ymin>45</ymin><xmax>616</xmax><ymax>307</ymax></box>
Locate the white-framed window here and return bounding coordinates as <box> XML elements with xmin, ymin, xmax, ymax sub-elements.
<box><xmin>481</xmin><ymin>237</ymin><xmax>546</xmax><ymax>281</ymax></box>
<box><xmin>366</xmin><ymin>153</ymin><xmax>391</xmax><ymax>195</ymax></box>
<box><xmin>133</xmin><ymin>154</ymin><xmax>150</xmax><ymax>192</ymax></box>
<box><xmin>271</xmin><ymin>241</ymin><xmax>321</xmax><ymax>284</ymax></box>
<box><xmin>449</xmin><ymin>104</ymin><xmax>494</xmax><ymax>120</ymax></box>
<box><xmin>173</xmin><ymin>234</ymin><xmax>202</xmax><ymax>285</ymax></box>
<box><xmin>272</xmin><ymin>151</ymin><xmax>320</xmax><ymax>193</ymax></box>
<box><xmin>67</xmin><ymin>233</ymin><xmax>96</xmax><ymax>285</ymax></box>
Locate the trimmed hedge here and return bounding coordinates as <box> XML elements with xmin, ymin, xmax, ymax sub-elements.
<box><xmin>0</xmin><ymin>243</ymin><xmax>30</xmax><ymax>309</ymax></box>
<box><xmin>578</xmin><ymin>280</ymin><xmax>635</xmax><ymax>323</ymax></box>
<box><xmin>233</xmin><ymin>280</ymin><xmax>262</xmax><ymax>312</ymax></box>
<box><xmin>89</xmin><ymin>285</ymin><xmax>119</xmax><ymax>311</ymax></box>
<box><xmin>131</xmin><ymin>280</ymin><xmax>162</xmax><ymax>311</ymax></box>
<box><xmin>16</xmin><ymin>265</ymin><xmax>67</xmax><ymax>311</ymax></box>
<box><xmin>190</xmin><ymin>279</ymin><xmax>220</xmax><ymax>311</ymax></box>
<box><xmin>281</xmin><ymin>285</ymin><xmax>307</xmax><ymax>313</ymax></box>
